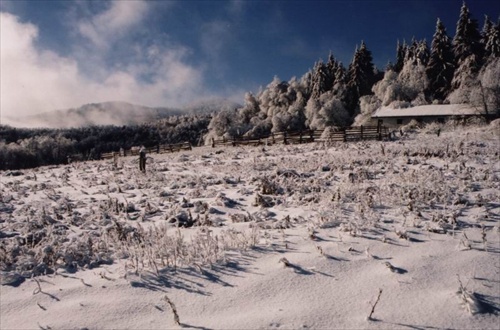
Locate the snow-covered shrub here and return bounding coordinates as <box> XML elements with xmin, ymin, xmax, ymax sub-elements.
<box><xmin>353</xmin><ymin>95</ymin><xmax>381</xmax><ymax>126</ymax></box>
<box><xmin>389</xmin><ymin>100</ymin><xmax>411</xmax><ymax>109</ymax></box>
<box><xmin>371</xmin><ymin>64</ymin><xmax>429</xmax><ymax>107</ymax></box>
<box><xmin>398</xmin><ymin>62</ymin><xmax>429</xmax><ymax>103</ymax></box>
<box><xmin>401</xmin><ymin>119</ymin><xmax>421</xmax><ymax>131</ymax></box>
<box><xmin>421</xmin><ymin>122</ymin><xmax>443</xmax><ymax>135</ymax></box>
<box><xmin>305</xmin><ymin>91</ymin><xmax>349</xmax><ymax>129</ymax></box>
<box><xmin>372</xmin><ymin>70</ymin><xmax>400</xmax><ymax>106</ymax></box>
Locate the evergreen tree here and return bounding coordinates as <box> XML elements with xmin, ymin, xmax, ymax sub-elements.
<box><xmin>332</xmin><ymin>62</ymin><xmax>347</xmax><ymax>98</ymax></box>
<box><xmin>483</xmin><ymin>18</ymin><xmax>500</xmax><ymax>60</ymax></box>
<box><xmin>394</xmin><ymin>40</ymin><xmax>407</xmax><ymax>72</ymax></box>
<box><xmin>426</xmin><ymin>18</ymin><xmax>455</xmax><ymax>100</ymax></box>
<box><xmin>416</xmin><ymin>40</ymin><xmax>430</xmax><ymax>66</ymax></box>
<box><xmin>311</xmin><ymin>60</ymin><xmax>329</xmax><ymax>100</ymax></box>
<box><xmin>325</xmin><ymin>53</ymin><xmax>338</xmax><ymax>92</ymax></box>
<box><xmin>451</xmin><ymin>2</ymin><xmax>483</xmax><ymax>90</ymax></box>
<box><xmin>404</xmin><ymin>38</ymin><xmax>419</xmax><ymax>64</ymax></box>
<box><xmin>481</xmin><ymin>15</ymin><xmax>493</xmax><ymax>50</ymax></box>
<box><xmin>346</xmin><ymin>41</ymin><xmax>375</xmax><ymax>114</ymax></box>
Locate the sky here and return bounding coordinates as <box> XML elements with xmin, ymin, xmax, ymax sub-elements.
<box><xmin>1</xmin><ymin>0</ymin><xmax>499</xmax><ymax>122</ymax></box>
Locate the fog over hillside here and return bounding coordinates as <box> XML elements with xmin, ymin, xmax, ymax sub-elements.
<box><xmin>2</xmin><ymin>99</ymin><xmax>241</xmax><ymax>129</ymax></box>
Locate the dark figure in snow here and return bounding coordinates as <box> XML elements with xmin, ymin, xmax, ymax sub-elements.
<box><xmin>139</xmin><ymin>146</ymin><xmax>146</xmax><ymax>172</ymax></box>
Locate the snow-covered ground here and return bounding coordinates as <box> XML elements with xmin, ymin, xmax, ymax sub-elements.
<box><xmin>1</xmin><ymin>122</ymin><xmax>499</xmax><ymax>329</ymax></box>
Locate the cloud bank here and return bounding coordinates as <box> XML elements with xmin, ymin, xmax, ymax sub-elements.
<box><xmin>0</xmin><ymin>2</ymin><xmax>237</xmax><ymax>126</ymax></box>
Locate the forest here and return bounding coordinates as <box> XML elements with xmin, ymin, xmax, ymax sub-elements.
<box><xmin>1</xmin><ymin>2</ymin><xmax>499</xmax><ymax>170</ymax></box>
<box><xmin>0</xmin><ymin>114</ymin><xmax>211</xmax><ymax>170</ymax></box>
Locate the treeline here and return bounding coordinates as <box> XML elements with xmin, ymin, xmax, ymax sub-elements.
<box><xmin>0</xmin><ymin>114</ymin><xmax>210</xmax><ymax>170</ymax></box>
<box><xmin>204</xmin><ymin>2</ymin><xmax>499</xmax><ymax>142</ymax></box>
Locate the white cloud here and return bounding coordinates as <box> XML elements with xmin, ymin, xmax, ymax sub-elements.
<box><xmin>77</xmin><ymin>1</ymin><xmax>149</xmax><ymax>50</ymax></box>
<box><xmin>0</xmin><ymin>11</ymin><xmax>211</xmax><ymax>126</ymax></box>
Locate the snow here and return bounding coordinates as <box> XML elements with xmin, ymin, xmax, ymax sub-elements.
<box><xmin>372</xmin><ymin>104</ymin><xmax>484</xmax><ymax>118</ymax></box>
<box><xmin>1</xmin><ymin>123</ymin><xmax>499</xmax><ymax>329</ymax></box>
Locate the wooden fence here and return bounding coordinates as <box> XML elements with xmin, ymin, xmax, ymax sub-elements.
<box><xmin>211</xmin><ymin>125</ymin><xmax>390</xmax><ymax>148</ymax></box>
<box><xmin>100</xmin><ymin>141</ymin><xmax>192</xmax><ymax>160</ymax></box>
<box><xmin>94</xmin><ymin>125</ymin><xmax>389</xmax><ymax>161</ymax></box>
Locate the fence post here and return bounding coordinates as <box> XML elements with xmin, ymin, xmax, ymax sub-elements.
<box><xmin>360</xmin><ymin>125</ymin><xmax>364</xmax><ymax>140</ymax></box>
<box><xmin>284</xmin><ymin>131</ymin><xmax>288</xmax><ymax>144</ymax></box>
<box><xmin>157</xmin><ymin>145</ymin><xmax>160</xmax><ymax>154</ymax></box>
<box><xmin>343</xmin><ymin>129</ymin><xmax>347</xmax><ymax>142</ymax></box>
<box><xmin>211</xmin><ymin>138</ymin><xmax>215</xmax><ymax>148</ymax></box>
<box><xmin>272</xmin><ymin>133</ymin><xmax>275</xmax><ymax>144</ymax></box>
<box><xmin>310</xmin><ymin>130</ymin><xmax>314</xmax><ymax>142</ymax></box>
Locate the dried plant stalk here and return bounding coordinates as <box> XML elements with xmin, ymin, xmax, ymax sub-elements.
<box><xmin>164</xmin><ymin>295</ymin><xmax>180</xmax><ymax>326</ymax></box>
<box><xmin>367</xmin><ymin>288</ymin><xmax>383</xmax><ymax>321</ymax></box>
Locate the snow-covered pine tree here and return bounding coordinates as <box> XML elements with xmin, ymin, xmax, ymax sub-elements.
<box><xmin>416</xmin><ymin>40</ymin><xmax>430</xmax><ymax>66</ymax></box>
<box><xmin>481</xmin><ymin>15</ymin><xmax>493</xmax><ymax>53</ymax></box>
<box><xmin>346</xmin><ymin>41</ymin><xmax>376</xmax><ymax>115</ymax></box>
<box><xmin>394</xmin><ymin>40</ymin><xmax>407</xmax><ymax>73</ymax></box>
<box><xmin>426</xmin><ymin>18</ymin><xmax>455</xmax><ymax>101</ymax></box>
<box><xmin>311</xmin><ymin>60</ymin><xmax>329</xmax><ymax>100</ymax></box>
<box><xmin>325</xmin><ymin>53</ymin><xmax>338</xmax><ymax>92</ymax></box>
<box><xmin>332</xmin><ymin>62</ymin><xmax>347</xmax><ymax>98</ymax></box>
<box><xmin>404</xmin><ymin>38</ymin><xmax>419</xmax><ymax>65</ymax></box>
<box><xmin>483</xmin><ymin>18</ymin><xmax>500</xmax><ymax>60</ymax></box>
<box><xmin>451</xmin><ymin>2</ymin><xmax>483</xmax><ymax>90</ymax></box>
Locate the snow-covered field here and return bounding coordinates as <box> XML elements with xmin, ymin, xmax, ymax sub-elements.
<box><xmin>1</xmin><ymin>122</ymin><xmax>499</xmax><ymax>329</ymax></box>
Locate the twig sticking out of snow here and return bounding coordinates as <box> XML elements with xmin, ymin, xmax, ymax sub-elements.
<box><xmin>384</xmin><ymin>262</ymin><xmax>396</xmax><ymax>273</ymax></box>
<box><xmin>457</xmin><ymin>275</ymin><xmax>483</xmax><ymax>315</ymax></box>
<box><xmin>164</xmin><ymin>295</ymin><xmax>181</xmax><ymax>326</ymax></box>
<box><xmin>32</xmin><ymin>278</ymin><xmax>60</xmax><ymax>301</ymax></box>
<box><xmin>459</xmin><ymin>232</ymin><xmax>472</xmax><ymax>250</ymax></box>
<box><xmin>279</xmin><ymin>257</ymin><xmax>292</xmax><ymax>267</ymax></box>
<box><xmin>367</xmin><ymin>288</ymin><xmax>383</xmax><ymax>321</ymax></box>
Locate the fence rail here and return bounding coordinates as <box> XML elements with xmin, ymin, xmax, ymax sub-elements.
<box><xmin>100</xmin><ymin>141</ymin><xmax>192</xmax><ymax>160</ymax></box>
<box><xmin>211</xmin><ymin>125</ymin><xmax>390</xmax><ymax>147</ymax></box>
<box><xmin>85</xmin><ymin>125</ymin><xmax>389</xmax><ymax>162</ymax></box>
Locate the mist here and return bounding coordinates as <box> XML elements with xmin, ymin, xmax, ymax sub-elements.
<box><xmin>0</xmin><ymin>4</ymin><xmax>243</xmax><ymax>128</ymax></box>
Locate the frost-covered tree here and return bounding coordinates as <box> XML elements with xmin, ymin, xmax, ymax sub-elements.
<box><xmin>394</xmin><ymin>40</ymin><xmax>407</xmax><ymax>73</ymax></box>
<box><xmin>451</xmin><ymin>2</ymin><xmax>483</xmax><ymax>90</ymax></box>
<box><xmin>332</xmin><ymin>62</ymin><xmax>347</xmax><ymax>98</ymax></box>
<box><xmin>305</xmin><ymin>92</ymin><xmax>349</xmax><ymax>130</ymax></box>
<box><xmin>205</xmin><ymin>109</ymin><xmax>239</xmax><ymax>140</ymax></box>
<box><xmin>311</xmin><ymin>60</ymin><xmax>330</xmax><ymax>100</ymax></box>
<box><xmin>353</xmin><ymin>95</ymin><xmax>382</xmax><ymax>126</ymax></box>
<box><xmin>454</xmin><ymin>57</ymin><xmax>500</xmax><ymax>115</ymax></box>
<box><xmin>299</xmin><ymin>70</ymin><xmax>314</xmax><ymax>99</ymax></box>
<box><xmin>239</xmin><ymin>92</ymin><xmax>260</xmax><ymax>124</ymax></box>
<box><xmin>416</xmin><ymin>40</ymin><xmax>430</xmax><ymax>66</ymax></box>
<box><xmin>285</xmin><ymin>78</ymin><xmax>307</xmax><ymax>131</ymax></box>
<box><xmin>325</xmin><ymin>53</ymin><xmax>338</xmax><ymax>92</ymax></box>
<box><xmin>482</xmin><ymin>17</ymin><xmax>500</xmax><ymax>60</ymax></box>
<box><xmin>347</xmin><ymin>41</ymin><xmax>375</xmax><ymax>97</ymax></box>
<box><xmin>426</xmin><ymin>18</ymin><xmax>455</xmax><ymax>100</ymax></box>
<box><xmin>404</xmin><ymin>38</ymin><xmax>418</xmax><ymax>64</ymax></box>
<box><xmin>478</xmin><ymin>57</ymin><xmax>500</xmax><ymax>115</ymax></box>
<box><xmin>346</xmin><ymin>41</ymin><xmax>376</xmax><ymax>114</ymax></box>
<box><xmin>372</xmin><ymin>70</ymin><xmax>401</xmax><ymax>106</ymax></box>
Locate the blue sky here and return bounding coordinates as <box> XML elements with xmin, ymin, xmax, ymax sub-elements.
<box><xmin>1</xmin><ymin>0</ymin><xmax>499</xmax><ymax>120</ymax></box>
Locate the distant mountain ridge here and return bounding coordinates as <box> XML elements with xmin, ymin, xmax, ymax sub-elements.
<box><xmin>5</xmin><ymin>99</ymin><xmax>241</xmax><ymax>128</ymax></box>
<box><xmin>8</xmin><ymin>101</ymin><xmax>182</xmax><ymax>128</ymax></box>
